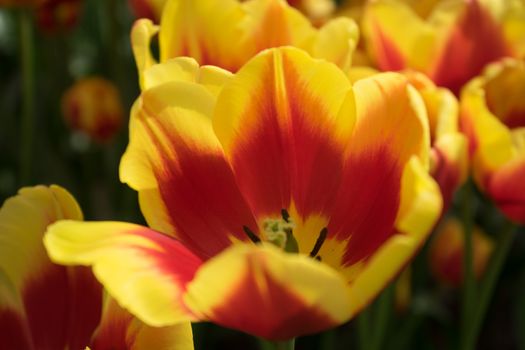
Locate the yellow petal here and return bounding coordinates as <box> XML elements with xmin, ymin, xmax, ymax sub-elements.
<box><xmin>44</xmin><ymin>220</ymin><xmax>202</xmax><ymax>326</ymax></box>
<box><xmin>183</xmin><ymin>243</ymin><xmax>352</xmax><ymax>340</ymax></box>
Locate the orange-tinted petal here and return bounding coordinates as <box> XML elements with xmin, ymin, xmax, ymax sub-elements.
<box><xmin>183</xmin><ymin>244</ymin><xmax>352</xmax><ymax>340</ymax></box>
<box><xmin>150</xmin><ymin>0</ymin><xmax>357</xmax><ymax>73</ymax></box>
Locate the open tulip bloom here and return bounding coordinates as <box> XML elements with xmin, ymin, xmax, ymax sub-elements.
<box><xmin>44</xmin><ymin>47</ymin><xmax>442</xmax><ymax>341</ymax></box>
<box><xmin>0</xmin><ymin>185</ymin><xmax>193</xmax><ymax>350</ymax></box>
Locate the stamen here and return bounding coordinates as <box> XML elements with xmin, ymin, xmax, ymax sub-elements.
<box><xmin>242</xmin><ymin>225</ymin><xmax>261</xmax><ymax>243</ymax></box>
<box><xmin>309</xmin><ymin>227</ymin><xmax>328</xmax><ymax>257</ymax></box>
<box><xmin>281</xmin><ymin>209</ymin><xmax>290</xmax><ymax>223</ymax></box>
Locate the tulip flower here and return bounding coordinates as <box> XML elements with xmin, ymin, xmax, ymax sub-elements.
<box><xmin>460</xmin><ymin>58</ymin><xmax>525</xmax><ymax>224</ymax></box>
<box><xmin>131</xmin><ymin>0</ymin><xmax>358</xmax><ymax>88</ymax></box>
<box><xmin>429</xmin><ymin>218</ymin><xmax>493</xmax><ymax>286</ymax></box>
<box><xmin>128</xmin><ymin>0</ymin><xmax>167</xmax><ymax>21</ymax></box>
<box><xmin>62</xmin><ymin>77</ymin><xmax>124</xmax><ymax>143</ymax></box>
<box><xmin>362</xmin><ymin>0</ymin><xmax>525</xmax><ymax>93</ymax></box>
<box><xmin>0</xmin><ymin>185</ymin><xmax>194</xmax><ymax>349</ymax></box>
<box><xmin>36</xmin><ymin>0</ymin><xmax>82</xmax><ymax>33</ymax></box>
<box><xmin>349</xmin><ymin>67</ymin><xmax>467</xmax><ymax>212</ymax></box>
<box><xmin>45</xmin><ymin>47</ymin><xmax>442</xmax><ymax>341</ymax></box>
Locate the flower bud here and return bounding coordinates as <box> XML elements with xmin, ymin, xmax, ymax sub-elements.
<box><xmin>62</xmin><ymin>77</ymin><xmax>123</xmax><ymax>143</ymax></box>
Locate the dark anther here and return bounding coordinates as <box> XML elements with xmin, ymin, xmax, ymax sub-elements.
<box><xmin>309</xmin><ymin>227</ymin><xmax>328</xmax><ymax>257</ymax></box>
<box><xmin>315</xmin><ymin>256</ymin><xmax>322</xmax><ymax>261</ymax></box>
<box><xmin>281</xmin><ymin>209</ymin><xmax>290</xmax><ymax>223</ymax></box>
<box><xmin>242</xmin><ymin>225</ymin><xmax>261</xmax><ymax>243</ymax></box>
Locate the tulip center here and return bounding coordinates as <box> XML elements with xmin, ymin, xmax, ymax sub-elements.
<box><xmin>242</xmin><ymin>209</ymin><xmax>328</xmax><ymax>258</ymax></box>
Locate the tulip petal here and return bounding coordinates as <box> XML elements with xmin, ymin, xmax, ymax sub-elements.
<box><xmin>159</xmin><ymin>0</ymin><xmax>245</xmax><ymax>71</ymax></box>
<box><xmin>362</xmin><ymin>1</ymin><xmax>437</xmax><ymax>72</ymax></box>
<box><xmin>328</xmin><ymin>73</ymin><xmax>430</xmax><ymax>267</ymax></box>
<box><xmin>343</xmin><ymin>157</ymin><xmax>440</xmax><ymax>312</ymax></box>
<box><xmin>155</xmin><ymin>0</ymin><xmax>357</xmax><ymax>72</ymax></box>
<box><xmin>90</xmin><ymin>295</ymin><xmax>194</xmax><ymax>350</ymax></box>
<box><xmin>120</xmin><ymin>81</ymin><xmax>257</xmax><ymax>258</ymax></box>
<box><xmin>183</xmin><ymin>243</ymin><xmax>352</xmax><ymax>340</ymax></box>
<box><xmin>0</xmin><ymin>186</ymin><xmax>102</xmax><ymax>350</ymax></box>
<box><xmin>430</xmin><ymin>0</ymin><xmax>511</xmax><ymax>93</ymax></box>
<box><xmin>487</xmin><ymin>156</ymin><xmax>525</xmax><ymax>223</ymax></box>
<box><xmin>142</xmin><ymin>58</ymin><xmax>233</xmax><ymax>95</ymax></box>
<box><xmin>213</xmin><ymin>47</ymin><xmax>354</xmax><ymax>221</ymax></box>
<box><xmin>44</xmin><ymin>221</ymin><xmax>203</xmax><ymax>326</ymax></box>
<box><xmin>131</xmin><ymin>19</ymin><xmax>160</xmax><ymax>89</ymax></box>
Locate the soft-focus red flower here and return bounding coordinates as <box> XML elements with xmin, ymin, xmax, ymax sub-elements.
<box><xmin>362</xmin><ymin>0</ymin><xmax>525</xmax><ymax>93</ymax></box>
<box><xmin>460</xmin><ymin>58</ymin><xmax>525</xmax><ymax>224</ymax></box>
<box><xmin>36</xmin><ymin>0</ymin><xmax>82</xmax><ymax>33</ymax></box>
<box><xmin>429</xmin><ymin>218</ymin><xmax>493</xmax><ymax>286</ymax></box>
<box><xmin>62</xmin><ymin>77</ymin><xmax>124</xmax><ymax>143</ymax></box>
<box><xmin>128</xmin><ymin>0</ymin><xmax>167</xmax><ymax>22</ymax></box>
<box><xmin>45</xmin><ymin>47</ymin><xmax>442</xmax><ymax>341</ymax></box>
<box><xmin>0</xmin><ymin>185</ymin><xmax>194</xmax><ymax>350</ymax></box>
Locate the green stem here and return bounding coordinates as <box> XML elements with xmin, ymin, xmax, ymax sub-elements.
<box><xmin>461</xmin><ymin>181</ymin><xmax>476</xmax><ymax>334</ymax></box>
<box><xmin>370</xmin><ymin>285</ymin><xmax>394</xmax><ymax>350</ymax></box>
<box><xmin>18</xmin><ymin>10</ymin><xmax>35</xmax><ymax>186</ymax></box>
<box><xmin>460</xmin><ymin>220</ymin><xmax>516</xmax><ymax>350</ymax></box>
<box><xmin>357</xmin><ymin>306</ymin><xmax>372</xmax><ymax>350</ymax></box>
<box><xmin>259</xmin><ymin>339</ymin><xmax>295</xmax><ymax>350</ymax></box>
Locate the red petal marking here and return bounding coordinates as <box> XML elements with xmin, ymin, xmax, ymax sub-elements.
<box><xmin>143</xmin><ymin>117</ymin><xmax>258</xmax><ymax>260</ymax></box>
<box><xmin>370</xmin><ymin>20</ymin><xmax>406</xmax><ymax>72</ymax></box>
<box><xmin>431</xmin><ymin>147</ymin><xmax>462</xmax><ymax>213</ymax></box>
<box><xmin>230</xmin><ymin>52</ymin><xmax>344</xmax><ymax>219</ymax></box>
<box><xmin>329</xmin><ymin>144</ymin><xmax>401</xmax><ymax>266</ymax></box>
<box><xmin>431</xmin><ymin>0</ymin><xmax>512</xmax><ymax>94</ymax></box>
<box><xmin>22</xmin><ymin>264</ymin><xmax>102</xmax><ymax>350</ymax></box>
<box><xmin>229</xmin><ymin>60</ymin><xmax>292</xmax><ymax>217</ymax></box>
<box><xmin>0</xmin><ymin>308</ymin><xmax>33</xmax><ymax>350</ymax></box>
<box><xmin>208</xmin><ymin>254</ymin><xmax>338</xmax><ymax>340</ymax></box>
<box><xmin>132</xmin><ymin>227</ymin><xmax>203</xmax><ymax>302</ymax></box>
<box><xmin>90</xmin><ymin>309</ymin><xmax>135</xmax><ymax>350</ymax></box>
<box><xmin>487</xmin><ymin>160</ymin><xmax>525</xmax><ymax>224</ymax></box>
<box><xmin>65</xmin><ymin>267</ymin><xmax>104</xmax><ymax>350</ymax></box>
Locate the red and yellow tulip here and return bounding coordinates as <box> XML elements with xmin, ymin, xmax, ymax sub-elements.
<box><xmin>429</xmin><ymin>218</ymin><xmax>493</xmax><ymax>286</ymax></box>
<box><xmin>45</xmin><ymin>47</ymin><xmax>442</xmax><ymax>340</ymax></box>
<box><xmin>460</xmin><ymin>58</ymin><xmax>525</xmax><ymax>224</ymax></box>
<box><xmin>362</xmin><ymin>0</ymin><xmax>525</xmax><ymax>93</ymax></box>
<box><xmin>131</xmin><ymin>0</ymin><xmax>358</xmax><ymax>88</ymax></box>
<box><xmin>62</xmin><ymin>77</ymin><xmax>124</xmax><ymax>143</ymax></box>
<box><xmin>0</xmin><ymin>185</ymin><xmax>193</xmax><ymax>349</ymax></box>
<box><xmin>349</xmin><ymin>67</ymin><xmax>467</xmax><ymax>212</ymax></box>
